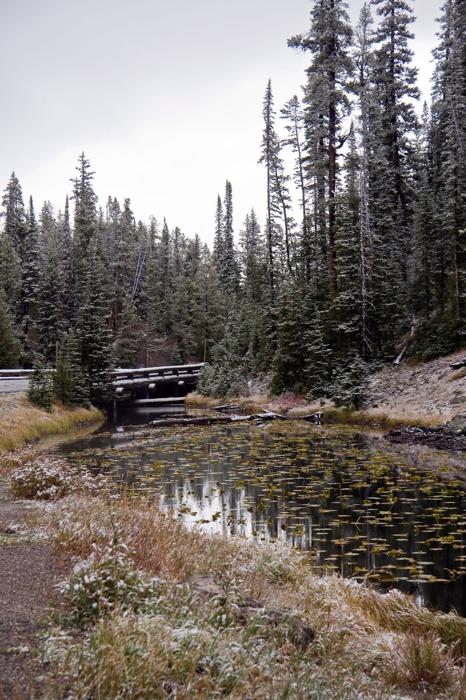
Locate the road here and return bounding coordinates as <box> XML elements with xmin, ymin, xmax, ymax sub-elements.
<box><xmin>0</xmin><ymin>379</ymin><xmax>29</xmax><ymax>393</ymax></box>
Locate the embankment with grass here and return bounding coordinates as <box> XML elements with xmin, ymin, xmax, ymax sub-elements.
<box><xmin>186</xmin><ymin>392</ymin><xmax>442</xmax><ymax>431</ymax></box>
<box><xmin>0</xmin><ymin>394</ymin><xmax>104</xmax><ymax>453</ymax></box>
<box><xmin>2</xmin><ymin>450</ymin><xmax>466</xmax><ymax>698</ymax></box>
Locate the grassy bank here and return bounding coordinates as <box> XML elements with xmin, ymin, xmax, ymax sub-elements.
<box><xmin>2</xmin><ymin>450</ymin><xmax>466</xmax><ymax>697</ymax></box>
<box><xmin>186</xmin><ymin>392</ymin><xmax>441</xmax><ymax>430</ymax></box>
<box><xmin>0</xmin><ymin>395</ymin><xmax>104</xmax><ymax>453</ymax></box>
<box><xmin>39</xmin><ymin>489</ymin><xmax>466</xmax><ymax>697</ymax></box>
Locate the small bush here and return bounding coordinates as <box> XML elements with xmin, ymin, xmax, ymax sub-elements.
<box><xmin>60</xmin><ymin>542</ymin><xmax>161</xmax><ymax>628</ymax></box>
<box><xmin>10</xmin><ymin>455</ymin><xmax>107</xmax><ymax>500</ymax></box>
<box><xmin>10</xmin><ymin>457</ymin><xmax>71</xmax><ymax>499</ymax></box>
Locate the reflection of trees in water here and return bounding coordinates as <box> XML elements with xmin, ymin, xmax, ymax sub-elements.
<box><xmin>64</xmin><ymin>425</ymin><xmax>466</xmax><ymax>614</ymax></box>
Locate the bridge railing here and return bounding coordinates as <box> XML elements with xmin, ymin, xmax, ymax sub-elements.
<box><xmin>111</xmin><ymin>364</ymin><xmax>205</xmax><ymax>381</ymax></box>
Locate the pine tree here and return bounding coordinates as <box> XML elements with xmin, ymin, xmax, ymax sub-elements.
<box><xmin>354</xmin><ymin>2</ymin><xmax>376</xmax><ymax>358</ymax></box>
<box><xmin>259</xmin><ymin>81</ymin><xmax>291</xmax><ymax>296</ymax></box>
<box><xmin>76</xmin><ymin>252</ymin><xmax>113</xmax><ymax>403</ymax></box>
<box><xmin>28</xmin><ymin>358</ymin><xmax>54</xmax><ymax>410</ymax></box>
<box><xmin>0</xmin><ymin>291</ymin><xmax>21</xmax><ymax>367</ymax></box>
<box><xmin>330</xmin><ymin>353</ymin><xmax>369</xmax><ymax>408</ymax></box>
<box><xmin>20</xmin><ymin>197</ymin><xmax>41</xmax><ymax>362</ymax></box>
<box><xmin>1</xmin><ymin>172</ymin><xmax>27</xmax><ymax>258</ymax></box>
<box><xmin>333</xmin><ymin>129</ymin><xmax>362</xmax><ymax>359</ymax></box>
<box><xmin>113</xmin><ymin>295</ymin><xmax>145</xmax><ymax>367</ymax></box>
<box><xmin>281</xmin><ymin>95</ymin><xmax>311</xmax><ymax>279</ymax></box>
<box><xmin>430</xmin><ymin>0</ymin><xmax>466</xmax><ymax>324</ymax></box>
<box><xmin>53</xmin><ymin>331</ymin><xmax>90</xmax><ymax>407</ymax></box>
<box><xmin>198</xmin><ymin>310</ymin><xmax>248</xmax><ymax>398</ymax></box>
<box><xmin>370</xmin><ymin>0</ymin><xmax>419</xmax><ymax>346</ymax></box>
<box><xmin>71</xmin><ymin>153</ymin><xmax>98</xmax><ymax>306</ymax></box>
<box><xmin>221</xmin><ymin>180</ymin><xmax>239</xmax><ymax>293</ymax></box>
<box><xmin>0</xmin><ymin>233</ymin><xmax>22</xmax><ymax>316</ymax></box>
<box><xmin>289</xmin><ymin>0</ymin><xmax>354</xmax><ymax>298</ymax></box>
<box><xmin>213</xmin><ymin>195</ymin><xmax>224</xmax><ymax>274</ymax></box>
<box><xmin>36</xmin><ymin>203</ymin><xmax>65</xmax><ymax>361</ymax></box>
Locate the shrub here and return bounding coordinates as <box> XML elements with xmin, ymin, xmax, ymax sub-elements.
<box><xmin>60</xmin><ymin>542</ymin><xmax>161</xmax><ymax>628</ymax></box>
<box><xmin>10</xmin><ymin>457</ymin><xmax>71</xmax><ymax>499</ymax></box>
<box><xmin>10</xmin><ymin>455</ymin><xmax>107</xmax><ymax>500</ymax></box>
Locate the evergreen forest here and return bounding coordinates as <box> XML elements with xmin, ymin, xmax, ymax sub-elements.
<box><xmin>1</xmin><ymin>0</ymin><xmax>465</xmax><ymax>407</ymax></box>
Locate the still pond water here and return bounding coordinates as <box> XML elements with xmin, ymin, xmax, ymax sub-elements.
<box><xmin>57</xmin><ymin>412</ymin><xmax>466</xmax><ymax>615</ymax></box>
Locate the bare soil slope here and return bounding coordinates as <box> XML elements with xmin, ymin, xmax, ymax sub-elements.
<box><xmin>367</xmin><ymin>348</ymin><xmax>466</xmax><ymax>423</ymax></box>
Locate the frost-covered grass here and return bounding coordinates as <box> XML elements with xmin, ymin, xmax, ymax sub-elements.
<box><xmin>36</xmin><ymin>491</ymin><xmax>466</xmax><ymax>699</ymax></box>
<box><xmin>9</xmin><ymin>452</ymin><xmax>108</xmax><ymax>500</ymax></box>
<box><xmin>0</xmin><ymin>397</ymin><xmax>103</xmax><ymax>453</ymax></box>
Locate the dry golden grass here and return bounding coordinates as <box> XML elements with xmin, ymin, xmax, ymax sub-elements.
<box><xmin>185</xmin><ymin>392</ymin><xmax>220</xmax><ymax>409</ymax></box>
<box><xmin>449</xmin><ymin>367</ymin><xmax>466</xmax><ymax>382</ymax></box>
<box><xmin>0</xmin><ymin>398</ymin><xmax>103</xmax><ymax>453</ymax></box>
<box><xmin>321</xmin><ymin>407</ymin><xmax>441</xmax><ymax>430</ymax></box>
<box><xmin>39</xmin><ymin>491</ymin><xmax>466</xmax><ymax>698</ymax></box>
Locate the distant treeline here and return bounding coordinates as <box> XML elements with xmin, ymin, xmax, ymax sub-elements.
<box><xmin>0</xmin><ymin>0</ymin><xmax>465</xmax><ymax>407</ymax></box>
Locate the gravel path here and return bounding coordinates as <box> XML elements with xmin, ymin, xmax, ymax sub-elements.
<box><xmin>0</xmin><ymin>483</ymin><xmax>57</xmax><ymax>699</ymax></box>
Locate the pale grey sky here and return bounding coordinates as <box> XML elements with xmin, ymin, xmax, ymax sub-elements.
<box><xmin>0</xmin><ymin>0</ymin><xmax>440</xmax><ymax>243</ymax></box>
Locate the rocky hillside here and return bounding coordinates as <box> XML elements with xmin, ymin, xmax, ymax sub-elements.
<box><xmin>367</xmin><ymin>348</ymin><xmax>466</xmax><ymax>425</ymax></box>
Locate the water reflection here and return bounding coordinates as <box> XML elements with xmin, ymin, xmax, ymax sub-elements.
<box><xmin>59</xmin><ymin>421</ymin><xmax>466</xmax><ymax>615</ymax></box>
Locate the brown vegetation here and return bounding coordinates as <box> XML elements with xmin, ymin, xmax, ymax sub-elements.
<box><xmin>0</xmin><ymin>396</ymin><xmax>103</xmax><ymax>453</ymax></box>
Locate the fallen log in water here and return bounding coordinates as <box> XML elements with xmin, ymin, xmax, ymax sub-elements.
<box><xmin>151</xmin><ymin>411</ymin><xmax>323</xmax><ymax>428</ymax></box>
<box><xmin>212</xmin><ymin>403</ymin><xmax>241</xmax><ymax>412</ymax></box>
<box><xmin>151</xmin><ymin>416</ymin><xmax>234</xmax><ymax>428</ymax></box>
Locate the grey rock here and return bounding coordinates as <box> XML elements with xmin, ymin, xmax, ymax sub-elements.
<box><xmin>446</xmin><ymin>413</ymin><xmax>466</xmax><ymax>435</ymax></box>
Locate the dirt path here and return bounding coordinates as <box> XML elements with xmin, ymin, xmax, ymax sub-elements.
<box><xmin>0</xmin><ymin>482</ymin><xmax>57</xmax><ymax>699</ymax></box>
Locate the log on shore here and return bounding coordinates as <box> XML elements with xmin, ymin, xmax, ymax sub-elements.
<box><xmin>451</xmin><ymin>358</ymin><xmax>466</xmax><ymax>370</ymax></box>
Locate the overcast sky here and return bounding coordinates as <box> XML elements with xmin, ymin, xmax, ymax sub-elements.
<box><xmin>0</xmin><ymin>0</ymin><xmax>440</xmax><ymax>244</ymax></box>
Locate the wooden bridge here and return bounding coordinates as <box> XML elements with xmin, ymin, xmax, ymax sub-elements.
<box><xmin>112</xmin><ymin>364</ymin><xmax>205</xmax><ymax>403</ymax></box>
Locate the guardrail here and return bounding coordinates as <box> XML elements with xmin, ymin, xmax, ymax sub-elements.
<box><xmin>0</xmin><ymin>370</ymin><xmax>35</xmax><ymax>377</ymax></box>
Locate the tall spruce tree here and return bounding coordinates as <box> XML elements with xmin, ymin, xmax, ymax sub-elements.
<box><xmin>0</xmin><ymin>291</ymin><xmax>21</xmax><ymax>367</ymax></box>
<box><xmin>289</xmin><ymin>0</ymin><xmax>353</xmax><ymax>299</ymax></box>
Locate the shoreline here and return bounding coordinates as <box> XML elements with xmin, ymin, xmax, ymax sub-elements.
<box><xmin>3</xmin><ymin>456</ymin><xmax>466</xmax><ymax>698</ymax></box>
<box><xmin>186</xmin><ymin>392</ymin><xmax>445</xmax><ymax>431</ymax></box>
<box><xmin>2</xmin><ymin>396</ymin><xmax>466</xmax><ymax>696</ymax></box>
<box><xmin>0</xmin><ymin>393</ymin><xmax>104</xmax><ymax>454</ymax></box>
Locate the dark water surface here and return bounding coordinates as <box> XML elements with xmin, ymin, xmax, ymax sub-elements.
<box><xmin>57</xmin><ymin>415</ymin><xmax>466</xmax><ymax>614</ymax></box>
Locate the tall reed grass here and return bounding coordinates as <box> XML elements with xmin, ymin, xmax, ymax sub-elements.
<box><xmin>0</xmin><ymin>398</ymin><xmax>103</xmax><ymax>453</ymax></box>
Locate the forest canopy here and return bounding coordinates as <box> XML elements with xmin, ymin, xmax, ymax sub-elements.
<box><xmin>0</xmin><ymin>0</ymin><xmax>465</xmax><ymax>407</ymax></box>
